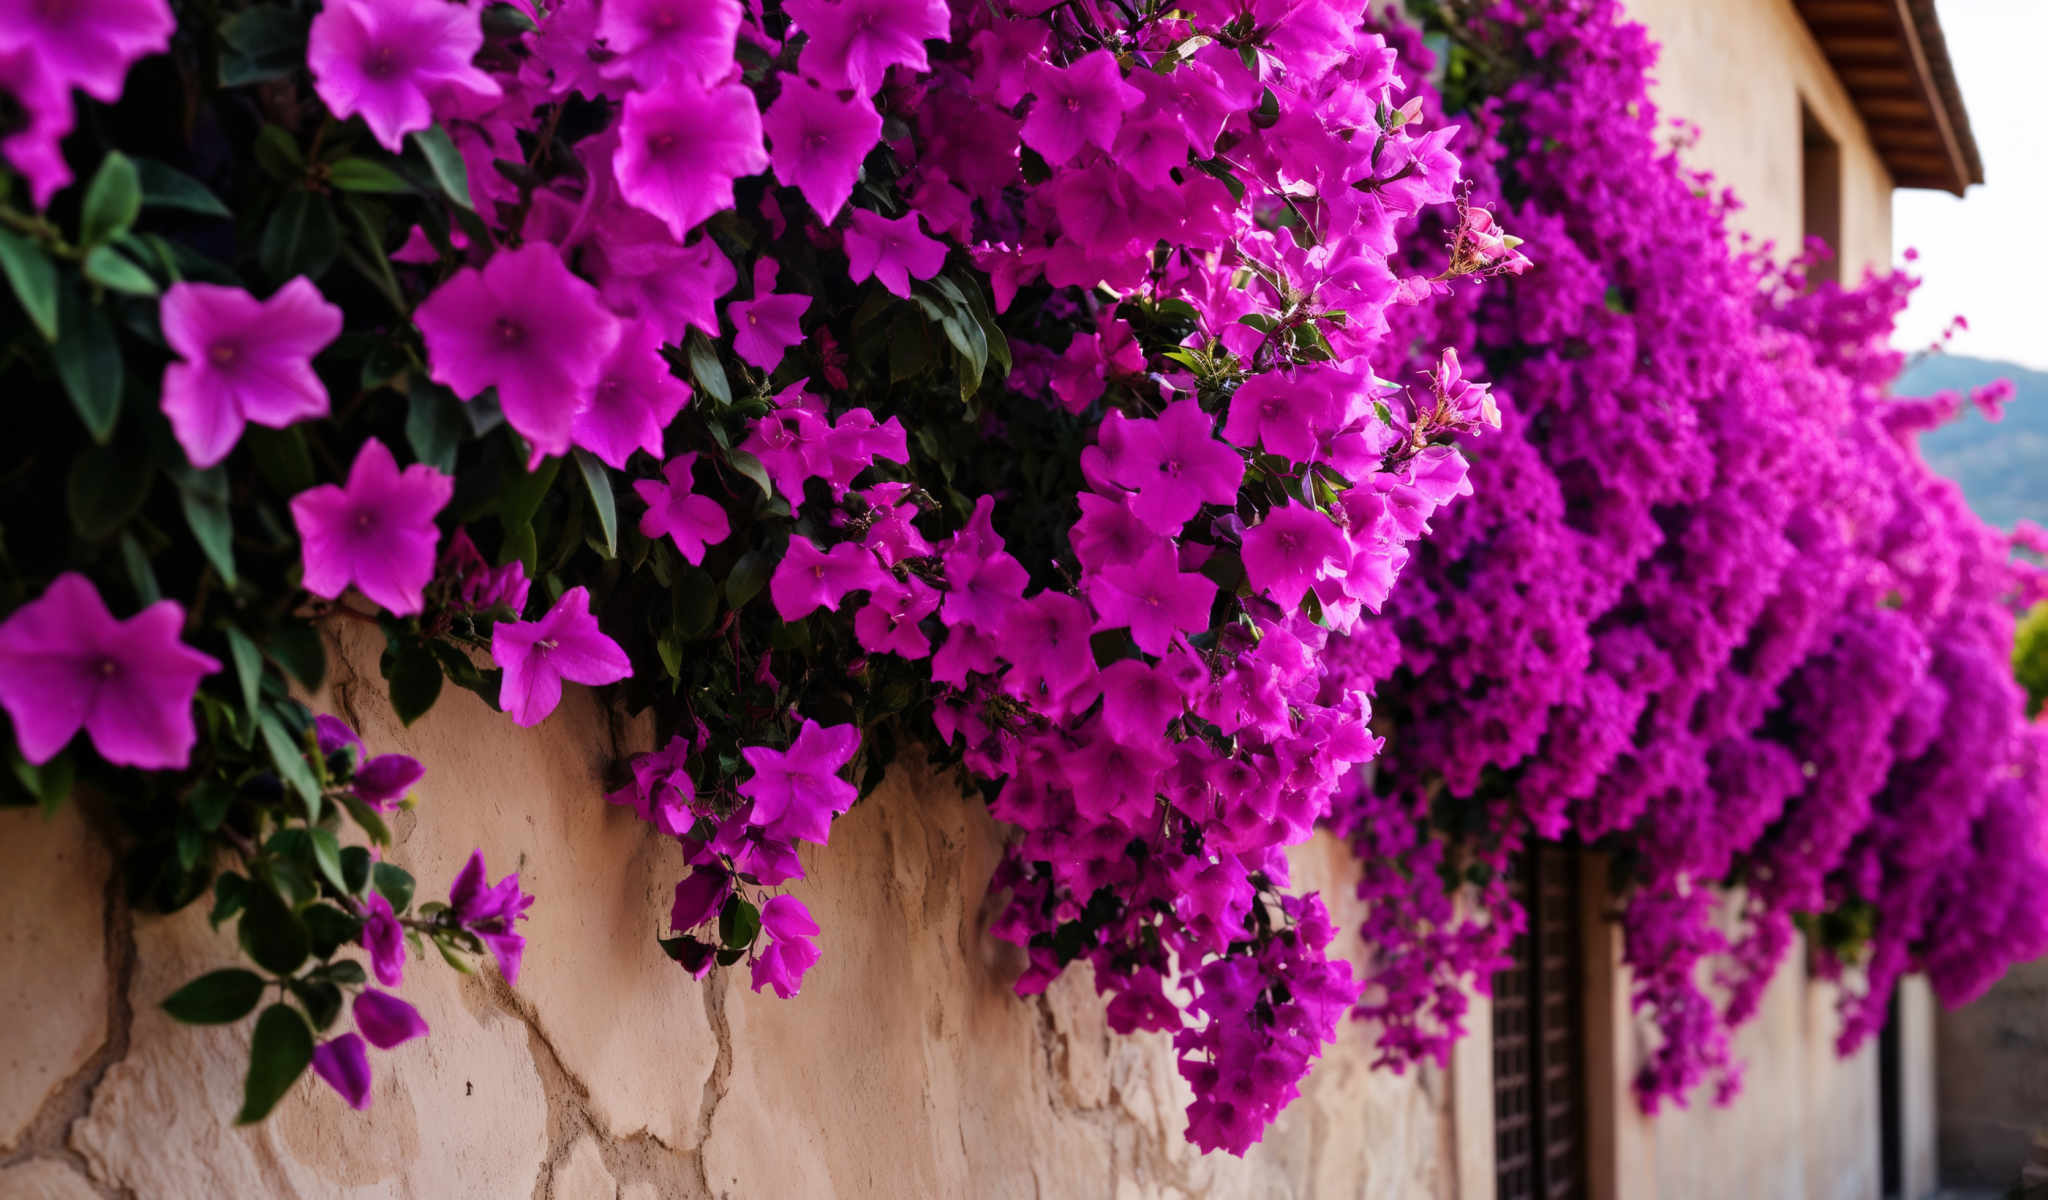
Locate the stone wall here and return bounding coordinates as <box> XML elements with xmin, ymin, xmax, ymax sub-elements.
<box><xmin>0</xmin><ymin>621</ymin><xmax>1455</xmax><ymax>1200</ymax></box>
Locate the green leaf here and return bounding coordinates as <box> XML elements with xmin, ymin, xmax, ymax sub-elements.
<box><xmin>66</xmin><ymin>443</ymin><xmax>153</xmax><ymax>540</ymax></box>
<box><xmin>337</xmin><ymin>792</ymin><xmax>392</xmax><ymax>847</ymax></box>
<box><xmin>326</xmin><ymin>157</ymin><xmax>414</xmax><ymax>195</ymax></box>
<box><xmin>671</xmin><ymin>565</ymin><xmax>717</xmax><ymax>638</ymax></box>
<box><xmin>267</xmin><ymin>624</ymin><xmax>327</xmax><ymax>692</ymax></box>
<box><xmin>187</xmin><ymin>777</ymin><xmax>234</xmax><ymax>831</ymax></box>
<box><xmin>53</xmin><ymin>282</ymin><xmax>123</xmax><ymax>442</ymax></box>
<box><xmin>725</xmin><ymin>548</ymin><xmax>773</xmax><ymax>609</ymax></box>
<box><xmin>481</xmin><ymin>1</ymin><xmax>536</xmax><ymax>33</ymax></box>
<box><xmin>79</xmin><ymin>153</ymin><xmax>142</xmax><ymax>248</ymax></box>
<box><xmin>163</xmin><ymin>969</ymin><xmax>266</xmax><ymax>1024</ymax></box>
<box><xmin>245</xmin><ymin>425</ymin><xmax>316</xmax><ymax>495</ymax></box>
<box><xmin>236</xmin><ymin>1004</ymin><xmax>313</xmax><ymax>1124</ymax></box>
<box><xmin>686</xmin><ymin>332</ymin><xmax>732</xmax><ymax>407</ymax></box>
<box><xmin>410</xmin><ymin>126</ymin><xmax>473</xmax><ymax>210</ymax></box>
<box><xmin>0</xmin><ymin>228</ymin><xmax>58</xmax><ymax>340</ymax></box>
<box><xmin>718</xmin><ymin>895</ymin><xmax>761</xmax><ymax>950</ymax></box>
<box><xmin>573</xmin><ymin>449</ymin><xmax>617</xmax><ymax>558</ymax></box>
<box><xmin>323</xmin><ymin>959</ymin><xmax>367</xmax><ymax>986</ymax></box>
<box><xmin>209</xmin><ymin>873</ymin><xmax>247</xmax><ymax>928</ymax></box>
<box><xmin>307</xmin><ymin>828</ymin><xmax>348</xmax><ymax>895</ymax></box>
<box><xmin>724</xmin><ymin>449</ymin><xmax>774</xmax><ymax>501</ymax></box>
<box><xmin>135</xmin><ymin>159</ymin><xmax>232</xmax><ymax>218</ymax></box>
<box><xmin>258</xmin><ymin>190</ymin><xmax>340</xmax><ymax>283</ymax></box>
<box><xmin>302</xmin><ymin>903</ymin><xmax>358</xmax><ymax>960</ymax></box>
<box><xmin>225</xmin><ymin>628</ymin><xmax>263</xmax><ymax>725</ymax></box>
<box><xmin>379</xmin><ymin>635</ymin><xmax>444</xmax><ymax>726</ymax></box>
<box><xmin>499</xmin><ymin>455</ymin><xmax>561</xmax><ymax>526</ymax></box>
<box><xmin>119</xmin><ymin>532</ymin><xmax>160</xmax><ymax>606</ymax></box>
<box><xmin>403</xmin><ymin>382</ymin><xmax>466</xmax><ymax>474</ymax></box>
<box><xmin>220</xmin><ymin>7</ymin><xmax>307</xmax><ymax>87</ymax></box>
<box><xmin>257</xmin><ymin>708</ymin><xmax>323</xmax><ymax>820</ymax></box>
<box><xmin>7</xmin><ymin>745</ymin><xmax>74</xmax><ymax>818</ymax></box>
<box><xmin>176</xmin><ymin>467</ymin><xmax>237</xmax><ymax>587</ymax></box>
<box><xmin>83</xmin><ymin>245</ymin><xmax>159</xmax><ymax>295</ymax></box>
<box><xmin>339</xmin><ymin>845</ymin><xmax>373</xmax><ymax>895</ymax></box>
<box><xmin>237</xmin><ymin>882</ymin><xmax>310</xmax><ymax>976</ymax></box>
<box><xmin>372</xmin><ymin>862</ymin><xmax>415</xmax><ymax>911</ymax></box>
<box><xmin>252</xmin><ymin>125</ymin><xmax>303</xmax><ymax>180</ymax></box>
<box><xmin>288</xmin><ymin>977</ymin><xmax>343</xmax><ymax>1031</ymax></box>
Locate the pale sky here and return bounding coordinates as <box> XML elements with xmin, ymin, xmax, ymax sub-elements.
<box><xmin>1890</xmin><ymin>0</ymin><xmax>2048</xmax><ymax>369</ymax></box>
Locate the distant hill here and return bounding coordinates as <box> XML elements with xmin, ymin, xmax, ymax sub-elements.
<box><xmin>1897</xmin><ymin>354</ymin><xmax>2048</xmax><ymax>531</ymax></box>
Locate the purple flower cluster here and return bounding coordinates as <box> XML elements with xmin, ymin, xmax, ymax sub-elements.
<box><xmin>1339</xmin><ymin>0</ymin><xmax>2048</xmax><ymax>1110</ymax></box>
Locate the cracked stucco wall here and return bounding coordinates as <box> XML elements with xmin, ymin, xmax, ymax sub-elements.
<box><xmin>0</xmin><ymin>620</ymin><xmax>1454</xmax><ymax>1199</ymax></box>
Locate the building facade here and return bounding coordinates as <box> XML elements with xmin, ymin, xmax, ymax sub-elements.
<box><xmin>0</xmin><ymin>4</ymin><xmax>1990</xmax><ymax>1199</ymax></box>
<box><xmin>1460</xmin><ymin>2</ymin><xmax>1981</xmax><ymax>1198</ymax></box>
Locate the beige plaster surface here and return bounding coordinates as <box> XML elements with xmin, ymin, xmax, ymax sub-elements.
<box><xmin>0</xmin><ymin>620</ymin><xmax>1453</xmax><ymax>1198</ymax></box>
<box><xmin>1623</xmin><ymin>0</ymin><xmax>1896</xmax><ymax>275</ymax></box>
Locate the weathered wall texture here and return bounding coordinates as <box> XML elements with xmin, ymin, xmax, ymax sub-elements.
<box><xmin>1647</xmin><ymin>961</ymin><xmax>1879</xmax><ymax>1200</ymax></box>
<box><xmin>1622</xmin><ymin>0</ymin><xmax>1896</xmax><ymax>274</ymax></box>
<box><xmin>0</xmin><ymin>621</ymin><xmax>1455</xmax><ymax>1199</ymax></box>
<box><xmin>1580</xmin><ymin>871</ymin><xmax>1927</xmax><ymax>1200</ymax></box>
<box><xmin>1937</xmin><ymin>955</ymin><xmax>2048</xmax><ymax>1189</ymax></box>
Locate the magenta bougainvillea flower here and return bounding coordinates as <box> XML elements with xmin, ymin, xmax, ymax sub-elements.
<box><xmin>633</xmin><ymin>453</ymin><xmax>730</xmax><ymax>564</ymax></box>
<box><xmin>750</xmin><ymin>894</ymin><xmax>822</xmax><ymax>998</ymax></box>
<box><xmin>314</xmin><ymin>713</ymin><xmax>425</xmax><ymax>810</ymax></box>
<box><xmin>312</xmin><ymin>1034</ymin><xmax>372</xmax><ymax>1110</ymax></box>
<box><xmin>762</xmin><ymin>75</ymin><xmax>882</xmax><ymax>222</ymax></box>
<box><xmin>0</xmin><ymin>50</ymin><xmax>75</xmax><ymax>208</ymax></box>
<box><xmin>0</xmin><ymin>573</ymin><xmax>218</xmax><ymax>769</ymax></box>
<box><xmin>596</xmin><ymin>0</ymin><xmax>739</xmax><ymax>89</ymax></box>
<box><xmin>1088</xmin><ymin>545</ymin><xmax>1216</xmax><ymax>656</ymax></box>
<box><xmin>306</xmin><ymin>0</ymin><xmax>499</xmax><ymax>152</ymax></box>
<box><xmin>852</xmin><ymin>577</ymin><xmax>939</xmax><ymax>660</ymax></box>
<box><xmin>158</xmin><ymin>278</ymin><xmax>343</xmax><ymax>469</ymax></box>
<box><xmin>998</xmin><ymin>591</ymin><xmax>1096</xmax><ymax>702</ymax></box>
<box><xmin>737</xmin><ymin>719</ymin><xmax>859</xmax><ymax>844</ymax></box>
<box><xmin>609</xmin><ymin>735</ymin><xmax>697</xmax><ymax>836</ymax></box>
<box><xmin>842</xmin><ymin>210</ymin><xmax>946</xmax><ymax>298</ymax></box>
<box><xmin>726</xmin><ymin>259</ymin><xmax>810</xmax><ymax>371</ymax></box>
<box><xmin>1241</xmin><ymin>504</ymin><xmax>1348</xmax><ymax>610</ymax></box>
<box><xmin>358</xmin><ymin>891</ymin><xmax>406</xmax><ymax>987</ymax></box>
<box><xmin>415</xmin><ymin>244</ymin><xmax>621</xmax><ymax>464</ymax></box>
<box><xmin>491</xmin><ymin>586</ymin><xmax>632</xmax><ymax>727</ymax></box>
<box><xmin>0</xmin><ymin>0</ymin><xmax>170</xmax><ymax>101</ymax></box>
<box><xmin>615</xmin><ymin>82</ymin><xmax>767</xmax><ymax>242</ymax></box>
<box><xmin>1097</xmin><ymin>400</ymin><xmax>1245</xmax><ymax>533</ymax></box>
<box><xmin>1223</xmin><ymin>369</ymin><xmax>1339</xmax><ymax>463</ymax></box>
<box><xmin>770</xmin><ymin>538</ymin><xmax>887</xmax><ymax>621</ymax></box>
<box><xmin>669</xmin><ymin>867</ymin><xmax>732</xmax><ymax>933</ymax></box>
<box><xmin>438</xmin><ymin>530</ymin><xmax>531</xmax><ymax>616</ymax></box>
<box><xmin>588</xmin><ymin>227</ymin><xmax>736</xmax><ymax>345</ymax></box>
<box><xmin>785</xmin><ymin>0</ymin><xmax>947</xmax><ymax>94</ymax></box>
<box><xmin>572</xmin><ymin>321</ymin><xmax>692</xmax><ymax>470</ymax></box>
<box><xmin>290</xmin><ymin>438</ymin><xmax>453</xmax><ymax>616</ymax></box>
<box><xmin>353</xmin><ymin>988</ymin><xmax>428</xmax><ymax>1049</ymax></box>
<box><xmin>1019</xmin><ymin>50</ymin><xmax>1142</xmax><ymax>166</ymax></box>
<box><xmin>448</xmin><ymin>850</ymin><xmax>534</xmax><ymax>983</ymax></box>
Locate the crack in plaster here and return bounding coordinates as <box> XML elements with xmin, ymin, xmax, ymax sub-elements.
<box><xmin>1</xmin><ymin>800</ymin><xmax>137</xmax><ymax>1200</ymax></box>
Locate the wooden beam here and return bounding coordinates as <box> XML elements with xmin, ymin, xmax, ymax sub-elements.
<box><xmin>1883</xmin><ymin>0</ymin><xmax>1972</xmax><ymax>193</ymax></box>
<box><xmin>1793</xmin><ymin>0</ymin><xmax>1978</xmax><ymax>194</ymax></box>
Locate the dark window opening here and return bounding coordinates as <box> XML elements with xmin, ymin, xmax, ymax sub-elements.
<box><xmin>1802</xmin><ymin>102</ymin><xmax>1843</xmax><ymax>286</ymax></box>
<box><xmin>1880</xmin><ymin>992</ymin><xmax>1904</xmax><ymax>1198</ymax></box>
<box><xmin>1493</xmin><ymin>846</ymin><xmax>1589</xmax><ymax>1200</ymax></box>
